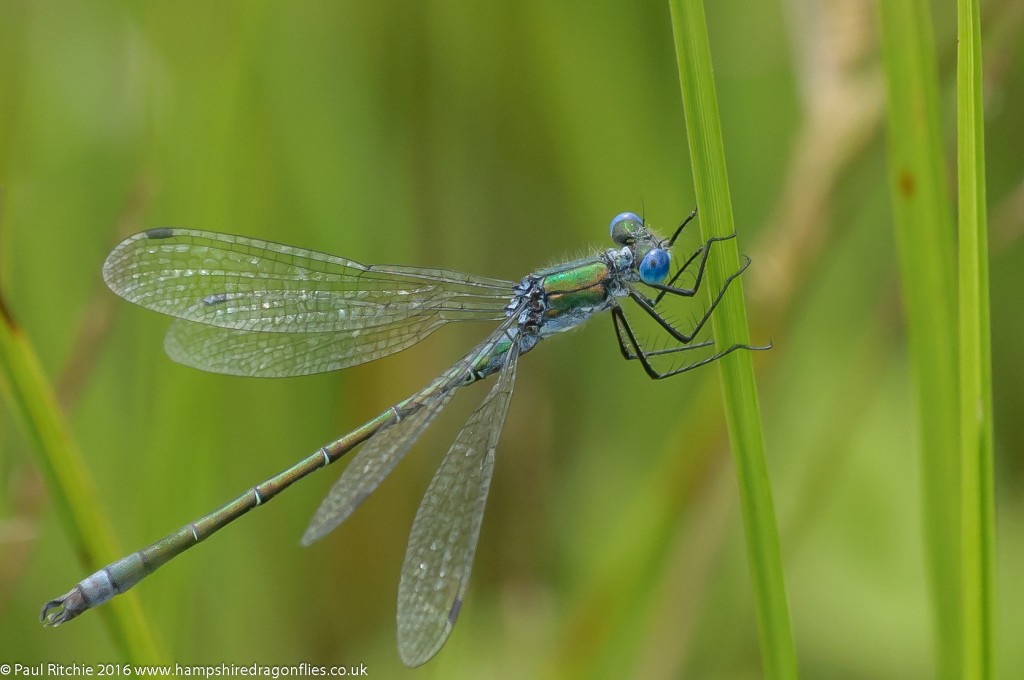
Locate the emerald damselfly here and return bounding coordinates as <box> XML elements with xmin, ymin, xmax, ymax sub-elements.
<box><xmin>41</xmin><ymin>210</ymin><xmax>763</xmax><ymax>666</ymax></box>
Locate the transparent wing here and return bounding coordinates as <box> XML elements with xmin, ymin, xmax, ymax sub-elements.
<box><xmin>103</xmin><ymin>229</ymin><xmax>512</xmax><ymax>334</ymax></box>
<box><xmin>164</xmin><ymin>314</ymin><xmax>448</xmax><ymax>377</ymax></box>
<box><xmin>301</xmin><ymin>318</ymin><xmax>520</xmax><ymax>545</ymax></box>
<box><xmin>396</xmin><ymin>335</ymin><xmax>520</xmax><ymax>667</ymax></box>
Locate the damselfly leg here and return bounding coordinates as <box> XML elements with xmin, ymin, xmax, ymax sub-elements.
<box><xmin>613</xmin><ymin>248</ymin><xmax>767</xmax><ymax>380</ymax></box>
<box><xmin>612</xmin><ymin>304</ymin><xmax>767</xmax><ymax>380</ymax></box>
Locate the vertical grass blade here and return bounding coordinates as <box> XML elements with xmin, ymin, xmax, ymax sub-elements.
<box><xmin>957</xmin><ymin>0</ymin><xmax>995</xmax><ymax>675</ymax></box>
<box><xmin>0</xmin><ymin>295</ymin><xmax>161</xmax><ymax>664</ymax></box>
<box><xmin>667</xmin><ymin>1</ymin><xmax>797</xmax><ymax>676</ymax></box>
<box><xmin>876</xmin><ymin>0</ymin><xmax>961</xmax><ymax>675</ymax></box>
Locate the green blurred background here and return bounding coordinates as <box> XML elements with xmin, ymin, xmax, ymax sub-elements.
<box><xmin>1</xmin><ymin>1</ymin><xmax>1021</xmax><ymax>677</ymax></box>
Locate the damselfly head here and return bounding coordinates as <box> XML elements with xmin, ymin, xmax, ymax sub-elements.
<box><xmin>609</xmin><ymin>211</ymin><xmax>672</xmax><ymax>285</ymax></box>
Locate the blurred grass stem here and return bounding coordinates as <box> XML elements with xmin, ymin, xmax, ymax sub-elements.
<box><xmin>877</xmin><ymin>0</ymin><xmax>961</xmax><ymax>674</ymax></box>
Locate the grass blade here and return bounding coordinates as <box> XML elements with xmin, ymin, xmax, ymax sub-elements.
<box><xmin>668</xmin><ymin>1</ymin><xmax>797</xmax><ymax>676</ymax></box>
<box><xmin>0</xmin><ymin>294</ymin><xmax>161</xmax><ymax>664</ymax></box>
<box><xmin>876</xmin><ymin>0</ymin><xmax>961</xmax><ymax>675</ymax></box>
<box><xmin>957</xmin><ymin>0</ymin><xmax>995</xmax><ymax>675</ymax></box>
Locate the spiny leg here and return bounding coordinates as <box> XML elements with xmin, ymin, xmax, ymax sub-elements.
<box><xmin>629</xmin><ymin>256</ymin><xmax>751</xmax><ymax>345</ymax></box>
<box><xmin>613</xmin><ymin>306</ymin><xmax>670</xmax><ymax>380</ymax></box>
<box><xmin>613</xmin><ymin>306</ymin><xmax>769</xmax><ymax>380</ymax></box>
<box><xmin>665</xmin><ymin>206</ymin><xmax>699</xmax><ymax>247</ymax></box>
<box><xmin>611</xmin><ymin>307</ymin><xmax>714</xmax><ymax>362</ymax></box>
<box><xmin>651</xmin><ymin>233</ymin><xmax>738</xmax><ymax>305</ymax></box>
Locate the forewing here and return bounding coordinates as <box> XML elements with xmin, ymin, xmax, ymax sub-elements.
<box><xmin>396</xmin><ymin>337</ymin><xmax>520</xmax><ymax>667</ymax></box>
<box><xmin>103</xmin><ymin>229</ymin><xmax>511</xmax><ymax>333</ymax></box>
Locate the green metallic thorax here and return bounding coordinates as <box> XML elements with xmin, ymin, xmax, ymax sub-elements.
<box><xmin>467</xmin><ymin>256</ymin><xmax>618</xmax><ymax>379</ymax></box>
<box><xmin>538</xmin><ymin>259</ymin><xmax>611</xmax><ymax>317</ymax></box>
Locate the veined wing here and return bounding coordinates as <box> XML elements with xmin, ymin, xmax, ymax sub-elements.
<box><xmin>164</xmin><ymin>314</ymin><xmax>449</xmax><ymax>377</ymax></box>
<box><xmin>301</xmin><ymin>318</ymin><xmax>519</xmax><ymax>543</ymax></box>
<box><xmin>102</xmin><ymin>229</ymin><xmax>512</xmax><ymax>334</ymax></box>
<box><xmin>396</xmin><ymin>333</ymin><xmax>520</xmax><ymax>667</ymax></box>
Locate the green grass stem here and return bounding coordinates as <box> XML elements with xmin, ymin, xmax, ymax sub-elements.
<box><xmin>668</xmin><ymin>1</ymin><xmax>797</xmax><ymax>677</ymax></box>
<box><xmin>956</xmin><ymin>0</ymin><xmax>995</xmax><ymax>675</ymax></box>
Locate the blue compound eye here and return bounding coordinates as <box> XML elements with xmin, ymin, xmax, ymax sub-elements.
<box><xmin>610</xmin><ymin>212</ymin><xmax>644</xmax><ymax>245</ymax></box>
<box><xmin>639</xmin><ymin>248</ymin><xmax>670</xmax><ymax>284</ymax></box>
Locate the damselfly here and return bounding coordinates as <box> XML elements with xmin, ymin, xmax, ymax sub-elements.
<box><xmin>42</xmin><ymin>210</ymin><xmax>764</xmax><ymax>666</ymax></box>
